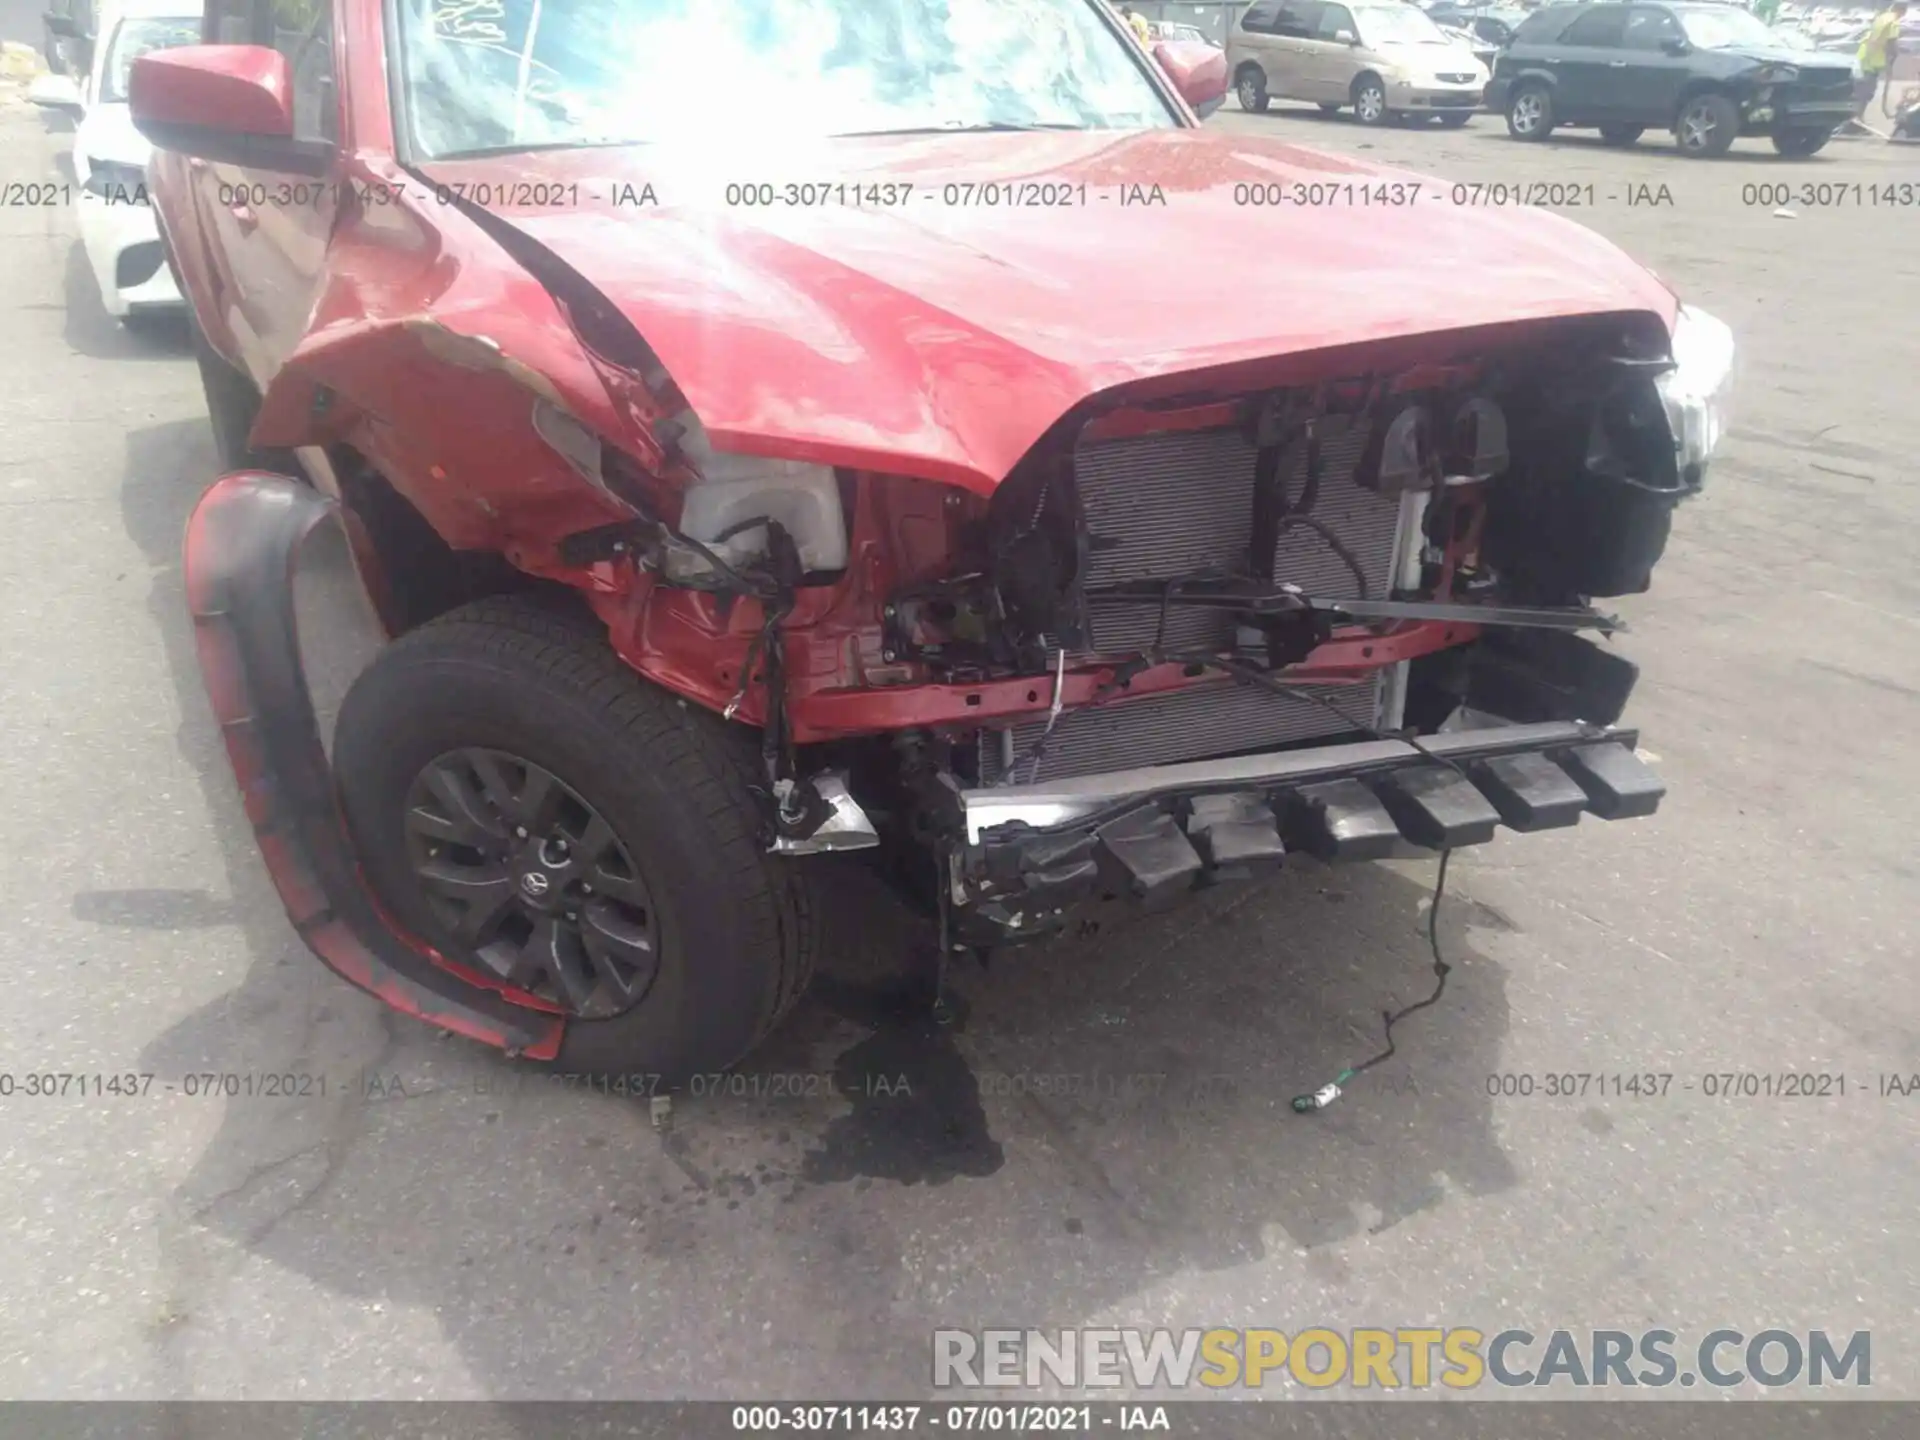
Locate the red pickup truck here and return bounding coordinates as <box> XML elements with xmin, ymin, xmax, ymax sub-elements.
<box><xmin>133</xmin><ymin>0</ymin><xmax>1730</xmax><ymax>1081</ymax></box>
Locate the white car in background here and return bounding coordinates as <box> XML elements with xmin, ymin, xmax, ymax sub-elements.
<box><xmin>29</xmin><ymin>0</ymin><xmax>203</xmax><ymax>325</ymax></box>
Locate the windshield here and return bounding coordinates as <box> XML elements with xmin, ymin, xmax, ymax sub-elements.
<box><xmin>1677</xmin><ymin>7</ymin><xmax>1783</xmax><ymax>49</ymax></box>
<box><xmin>1355</xmin><ymin>5</ymin><xmax>1451</xmax><ymax>45</ymax></box>
<box><xmin>396</xmin><ymin>0</ymin><xmax>1180</xmax><ymax>161</ymax></box>
<box><xmin>101</xmin><ymin>16</ymin><xmax>202</xmax><ymax>103</ymax></box>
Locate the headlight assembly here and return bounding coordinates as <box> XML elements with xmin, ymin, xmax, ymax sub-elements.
<box><xmin>1654</xmin><ymin>304</ymin><xmax>1736</xmax><ymax>485</ymax></box>
<box><xmin>671</xmin><ymin>415</ymin><xmax>848</xmax><ymax>578</ymax></box>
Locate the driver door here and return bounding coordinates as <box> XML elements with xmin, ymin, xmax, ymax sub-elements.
<box><xmin>192</xmin><ymin>0</ymin><xmax>341</xmax><ymax>387</ymax></box>
<box><xmin>1550</xmin><ymin>4</ymin><xmax>1632</xmax><ymax>122</ymax></box>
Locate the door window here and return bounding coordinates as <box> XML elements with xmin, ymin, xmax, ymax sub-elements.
<box><xmin>203</xmin><ymin>0</ymin><xmax>255</xmax><ymax>43</ymax></box>
<box><xmin>1239</xmin><ymin>2</ymin><xmax>1281</xmax><ymax>33</ymax></box>
<box><xmin>1316</xmin><ymin>4</ymin><xmax>1357</xmax><ymax>41</ymax></box>
<box><xmin>1561</xmin><ymin>7</ymin><xmax>1630</xmax><ymax>46</ymax></box>
<box><xmin>270</xmin><ymin>0</ymin><xmax>336</xmax><ymax>143</ymax></box>
<box><xmin>1622</xmin><ymin>6</ymin><xmax>1683</xmax><ymax>50</ymax></box>
<box><xmin>1512</xmin><ymin>9</ymin><xmax>1573</xmax><ymax>43</ymax></box>
<box><xmin>1273</xmin><ymin>0</ymin><xmax>1323</xmax><ymax>39</ymax></box>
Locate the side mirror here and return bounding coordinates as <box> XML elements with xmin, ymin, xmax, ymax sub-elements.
<box><xmin>42</xmin><ymin>10</ymin><xmax>77</xmax><ymax>36</ymax></box>
<box><xmin>1660</xmin><ymin>36</ymin><xmax>1689</xmax><ymax>55</ymax></box>
<box><xmin>129</xmin><ymin>45</ymin><xmax>329</xmax><ymax>175</ymax></box>
<box><xmin>1153</xmin><ymin>39</ymin><xmax>1230</xmax><ymax>119</ymax></box>
<box><xmin>1336</xmin><ymin>29</ymin><xmax>1360</xmax><ymax>44</ymax></box>
<box><xmin>27</xmin><ymin>72</ymin><xmax>85</xmax><ymax>112</ymax></box>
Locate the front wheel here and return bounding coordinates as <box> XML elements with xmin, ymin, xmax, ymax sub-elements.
<box><xmin>1237</xmin><ymin>68</ymin><xmax>1271</xmax><ymax>113</ymax></box>
<box><xmin>333</xmin><ymin>596</ymin><xmax>820</xmax><ymax>1079</ymax></box>
<box><xmin>1353</xmin><ymin>76</ymin><xmax>1391</xmax><ymax>126</ymax></box>
<box><xmin>1506</xmin><ymin>84</ymin><xmax>1555</xmax><ymax>140</ymax></box>
<box><xmin>1599</xmin><ymin>123</ymin><xmax>1644</xmax><ymax>146</ymax></box>
<box><xmin>1675</xmin><ymin>93</ymin><xmax>1738</xmax><ymax>157</ymax></box>
<box><xmin>1772</xmin><ymin>127</ymin><xmax>1833</xmax><ymax>157</ymax></box>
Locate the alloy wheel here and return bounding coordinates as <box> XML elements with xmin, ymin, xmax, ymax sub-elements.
<box><xmin>401</xmin><ymin>748</ymin><xmax>660</xmax><ymax>1019</ymax></box>
<box><xmin>1511</xmin><ymin>92</ymin><xmax>1543</xmax><ymax>135</ymax></box>
<box><xmin>1356</xmin><ymin>83</ymin><xmax>1386</xmax><ymax>123</ymax></box>
<box><xmin>1679</xmin><ymin>104</ymin><xmax>1717</xmax><ymax>152</ymax></box>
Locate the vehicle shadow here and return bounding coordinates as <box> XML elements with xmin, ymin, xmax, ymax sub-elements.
<box><xmin>61</xmin><ymin>237</ymin><xmax>190</xmax><ymax>362</ymax></box>
<box><xmin>1233</xmin><ymin>99</ymin><xmax>1482</xmax><ymax>132</ymax></box>
<box><xmin>1472</xmin><ymin>129</ymin><xmax>1854</xmax><ymax>163</ymax></box>
<box><xmin>114</xmin><ymin>417</ymin><xmax>1520</xmax><ymax>1400</ymax></box>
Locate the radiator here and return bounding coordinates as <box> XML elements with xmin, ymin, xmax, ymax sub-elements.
<box><xmin>979</xmin><ymin>419</ymin><xmax>1403</xmax><ymax>785</ymax></box>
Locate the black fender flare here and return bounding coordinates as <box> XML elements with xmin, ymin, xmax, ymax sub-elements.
<box><xmin>1508</xmin><ymin>68</ymin><xmax>1561</xmax><ymax>99</ymax></box>
<box><xmin>184</xmin><ymin>472</ymin><xmax>566</xmax><ymax>1059</ymax></box>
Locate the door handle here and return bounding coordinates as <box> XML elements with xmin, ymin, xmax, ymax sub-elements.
<box><xmin>1609</xmin><ymin>59</ymin><xmax>1628</xmax><ymax>66</ymax></box>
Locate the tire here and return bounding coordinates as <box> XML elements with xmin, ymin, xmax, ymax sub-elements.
<box><xmin>120</xmin><ymin>308</ymin><xmax>185</xmax><ymax>340</ymax></box>
<box><xmin>332</xmin><ymin>595</ymin><xmax>822</xmax><ymax>1080</ymax></box>
<box><xmin>1599</xmin><ymin>123</ymin><xmax>1644</xmax><ymax>146</ymax></box>
<box><xmin>190</xmin><ymin>312</ymin><xmax>305</xmax><ymax>477</ymax></box>
<box><xmin>1772</xmin><ymin>127</ymin><xmax>1832</xmax><ymax>157</ymax></box>
<box><xmin>1437</xmin><ymin>112</ymin><xmax>1472</xmax><ymax>128</ymax></box>
<box><xmin>1506</xmin><ymin>83</ymin><xmax>1554</xmax><ymax>140</ymax></box>
<box><xmin>1675</xmin><ymin>92</ymin><xmax>1738</xmax><ymax>157</ymax></box>
<box><xmin>1236</xmin><ymin>67</ymin><xmax>1270</xmax><ymax>113</ymax></box>
<box><xmin>1317</xmin><ymin>101</ymin><xmax>1342</xmax><ymax>114</ymax></box>
<box><xmin>1352</xmin><ymin>74</ymin><xmax>1391</xmax><ymax>126</ymax></box>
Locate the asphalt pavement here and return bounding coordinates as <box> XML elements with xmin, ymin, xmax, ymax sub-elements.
<box><xmin>0</xmin><ymin>81</ymin><xmax>1917</xmax><ymax>1403</ymax></box>
<box><xmin>0</xmin><ymin>0</ymin><xmax>38</xmax><ymax>50</ymax></box>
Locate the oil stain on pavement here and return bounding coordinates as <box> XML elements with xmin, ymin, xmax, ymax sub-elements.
<box><xmin>800</xmin><ymin>975</ymin><xmax>1004</xmax><ymax>1187</ymax></box>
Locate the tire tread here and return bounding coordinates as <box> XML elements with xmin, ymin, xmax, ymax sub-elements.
<box><xmin>344</xmin><ymin>594</ymin><xmax>819</xmax><ymax>1069</ymax></box>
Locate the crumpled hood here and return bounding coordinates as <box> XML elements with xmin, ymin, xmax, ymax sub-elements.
<box><xmin>1718</xmin><ymin>43</ymin><xmax>1854</xmax><ymax>70</ymax></box>
<box><xmin>424</xmin><ymin>129</ymin><xmax>1677</xmax><ymax>491</ymax></box>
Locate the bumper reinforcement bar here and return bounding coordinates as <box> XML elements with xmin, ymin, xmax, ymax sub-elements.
<box><xmin>955</xmin><ymin>722</ymin><xmax>1663</xmax><ymax>928</ymax></box>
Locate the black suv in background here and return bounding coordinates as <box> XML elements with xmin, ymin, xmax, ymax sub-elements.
<box><xmin>1486</xmin><ymin>2</ymin><xmax>1855</xmax><ymax>156</ymax></box>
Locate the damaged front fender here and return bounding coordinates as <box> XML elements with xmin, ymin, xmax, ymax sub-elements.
<box><xmin>242</xmin><ymin>188</ymin><xmax>672</xmax><ymax>578</ymax></box>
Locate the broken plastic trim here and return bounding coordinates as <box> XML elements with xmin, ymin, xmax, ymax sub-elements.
<box><xmin>183</xmin><ymin>473</ymin><xmax>566</xmax><ymax>1059</ymax></box>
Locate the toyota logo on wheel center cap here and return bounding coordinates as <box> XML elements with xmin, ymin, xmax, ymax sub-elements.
<box><xmin>520</xmin><ymin>872</ymin><xmax>552</xmax><ymax>898</ymax></box>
